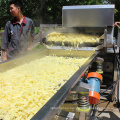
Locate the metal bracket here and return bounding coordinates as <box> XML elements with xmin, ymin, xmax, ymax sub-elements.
<box><xmin>73</xmin><ymin>81</ymin><xmax>91</xmax><ymax>93</ymax></box>
<box><xmin>55</xmin><ymin>110</ymin><xmax>75</xmax><ymax>120</ymax></box>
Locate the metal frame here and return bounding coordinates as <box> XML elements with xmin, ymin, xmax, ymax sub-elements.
<box><xmin>31</xmin><ymin>51</ymin><xmax>99</xmax><ymax>120</ymax></box>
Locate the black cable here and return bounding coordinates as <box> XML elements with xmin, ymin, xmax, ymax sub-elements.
<box><xmin>100</xmin><ymin>79</ymin><xmax>118</xmax><ymax>96</ymax></box>
<box><xmin>96</xmin><ymin>100</ymin><xmax>110</xmax><ymax>119</ymax></box>
<box><xmin>113</xmin><ymin>42</ymin><xmax>120</xmax><ymax>65</ymax></box>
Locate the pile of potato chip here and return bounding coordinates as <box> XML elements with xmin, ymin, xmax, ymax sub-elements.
<box><xmin>0</xmin><ymin>56</ymin><xmax>89</xmax><ymax>120</ymax></box>
<box><xmin>47</xmin><ymin>32</ymin><xmax>100</xmax><ymax>47</ymax></box>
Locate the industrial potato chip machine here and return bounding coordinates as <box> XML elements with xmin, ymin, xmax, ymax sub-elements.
<box><xmin>33</xmin><ymin>4</ymin><xmax>119</xmax><ymax>120</ymax></box>
<box><xmin>1</xmin><ymin>4</ymin><xmax>120</xmax><ymax>120</ymax></box>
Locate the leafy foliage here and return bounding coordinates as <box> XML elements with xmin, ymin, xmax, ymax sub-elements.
<box><xmin>34</xmin><ymin>27</ymin><xmax>40</xmax><ymax>35</ymax></box>
<box><xmin>0</xmin><ymin>0</ymin><xmax>120</xmax><ymax>28</ymax></box>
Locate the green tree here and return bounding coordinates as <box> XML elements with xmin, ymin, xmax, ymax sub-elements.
<box><xmin>0</xmin><ymin>0</ymin><xmax>10</xmax><ymax>29</ymax></box>
<box><xmin>0</xmin><ymin>0</ymin><xmax>120</xmax><ymax>28</ymax></box>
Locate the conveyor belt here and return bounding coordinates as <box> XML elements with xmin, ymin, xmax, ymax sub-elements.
<box><xmin>0</xmin><ymin>49</ymin><xmax>98</xmax><ymax>120</ymax></box>
<box><xmin>31</xmin><ymin>50</ymin><xmax>99</xmax><ymax>120</ymax></box>
<box><xmin>42</xmin><ymin>31</ymin><xmax>103</xmax><ymax>49</ymax></box>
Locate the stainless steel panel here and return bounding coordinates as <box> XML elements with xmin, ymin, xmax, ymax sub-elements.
<box><xmin>62</xmin><ymin>5</ymin><xmax>114</xmax><ymax>27</ymax></box>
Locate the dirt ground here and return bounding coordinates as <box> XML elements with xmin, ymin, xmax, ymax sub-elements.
<box><xmin>97</xmin><ymin>100</ymin><xmax>120</xmax><ymax>120</ymax></box>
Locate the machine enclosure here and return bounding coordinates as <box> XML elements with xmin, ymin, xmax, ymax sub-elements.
<box><xmin>62</xmin><ymin>5</ymin><xmax>115</xmax><ymax>48</ymax></box>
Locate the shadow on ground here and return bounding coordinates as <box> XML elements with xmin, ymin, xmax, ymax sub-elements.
<box><xmin>99</xmin><ymin>111</ymin><xmax>120</xmax><ymax>120</ymax></box>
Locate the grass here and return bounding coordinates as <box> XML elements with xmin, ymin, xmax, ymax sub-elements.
<box><xmin>0</xmin><ymin>30</ymin><xmax>4</xmax><ymax>32</ymax></box>
<box><xmin>35</xmin><ymin>27</ymin><xmax>40</xmax><ymax>35</ymax></box>
<box><xmin>32</xmin><ymin>44</ymin><xmax>45</xmax><ymax>51</ymax></box>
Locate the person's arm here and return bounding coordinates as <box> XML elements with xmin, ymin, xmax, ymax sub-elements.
<box><xmin>1</xmin><ymin>50</ymin><xmax>7</xmax><ymax>61</ymax></box>
<box><xmin>1</xmin><ymin>21</ymin><xmax>10</xmax><ymax>61</ymax></box>
<box><xmin>113</xmin><ymin>22</ymin><xmax>120</xmax><ymax>28</ymax></box>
